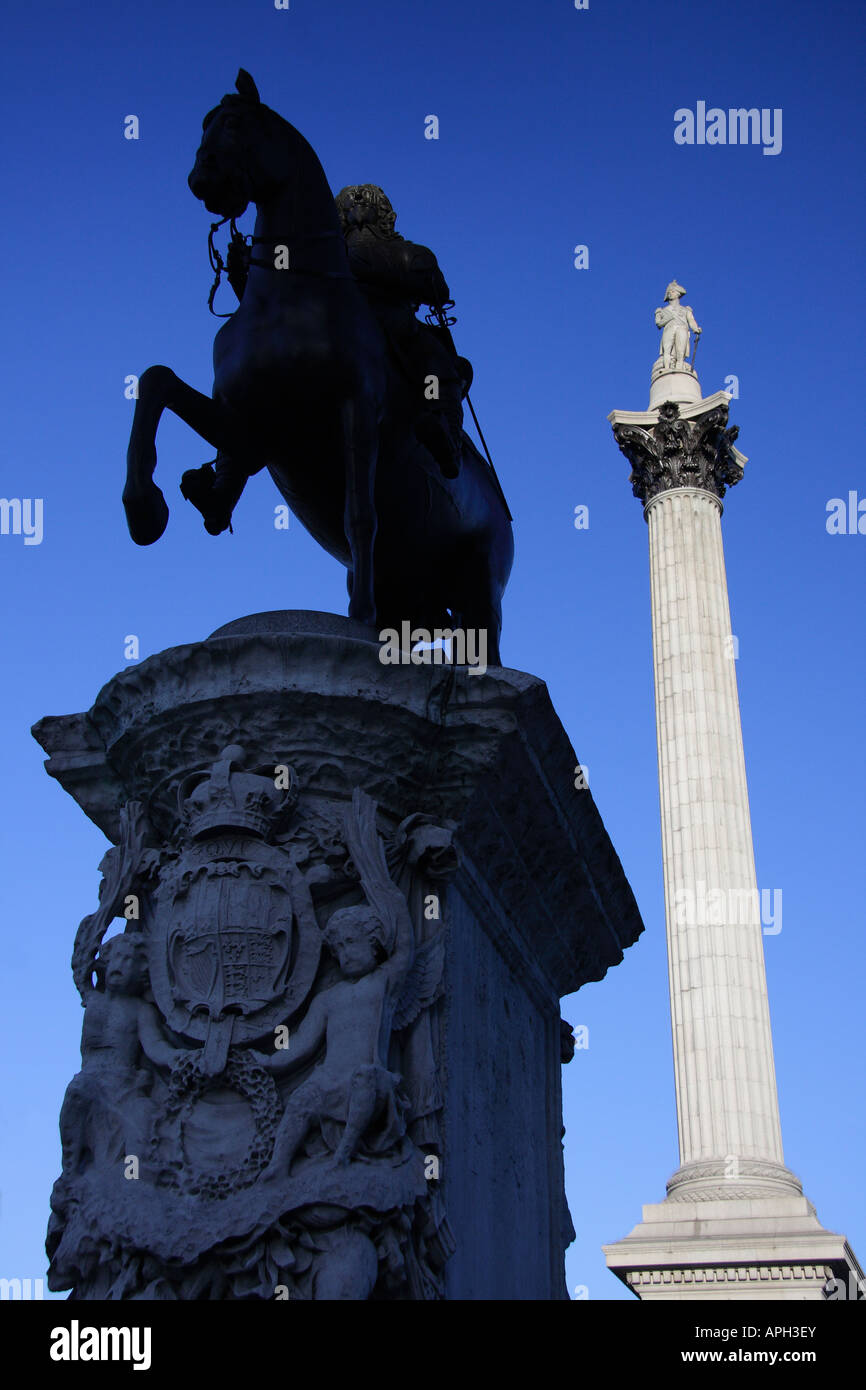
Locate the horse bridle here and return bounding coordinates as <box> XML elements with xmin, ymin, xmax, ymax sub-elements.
<box><xmin>207</xmin><ymin>217</ymin><xmax>350</xmax><ymax>316</ymax></box>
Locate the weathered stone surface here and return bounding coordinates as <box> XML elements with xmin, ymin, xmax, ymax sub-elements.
<box><xmin>35</xmin><ymin>612</ymin><xmax>643</xmax><ymax>1299</ymax></box>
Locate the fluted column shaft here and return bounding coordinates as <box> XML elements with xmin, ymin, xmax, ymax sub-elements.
<box><xmin>646</xmin><ymin>485</ymin><xmax>783</xmax><ymax>1168</ymax></box>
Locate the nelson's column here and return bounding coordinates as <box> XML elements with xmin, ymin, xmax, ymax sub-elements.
<box><xmin>602</xmin><ymin>281</ymin><xmax>862</xmax><ymax>1301</ymax></box>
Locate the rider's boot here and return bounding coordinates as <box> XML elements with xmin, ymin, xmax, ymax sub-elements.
<box><xmin>180</xmin><ymin>455</ymin><xmax>247</xmax><ymax>535</ymax></box>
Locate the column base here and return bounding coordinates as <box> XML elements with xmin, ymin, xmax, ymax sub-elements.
<box><xmin>604</xmin><ymin>1183</ymin><xmax>863</xmax><ymax>1301</ymax></box>
<box><xmin>665</xmin><ymin>1157</ymin><xmax>804</xmax><ymax>1204</ymax></box>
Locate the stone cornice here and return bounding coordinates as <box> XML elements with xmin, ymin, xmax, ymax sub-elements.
<box><xmin>625</xmin><ymin>1264</ymin><xmax>833</xmax><ymax>1292</ymax></box>
<box><xmin>608</xmin><ymin>388</ymin><xmax>742</xmax><ymax>432</ymax></box>
<box><xmin>31</xmin><ymin>614</ymin><xmax>644</xmax><ymax>1000</ymax></box>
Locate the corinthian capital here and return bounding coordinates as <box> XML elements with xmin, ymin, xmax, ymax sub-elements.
<box><xmin>613</xmin><ymin>400</ymin><xmax>744</xmax><ymax>506</ymax></box>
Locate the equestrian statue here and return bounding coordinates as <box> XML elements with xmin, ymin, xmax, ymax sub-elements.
<box><xmin>122</xmin><ymin>70</ymin><xmax>513</xmax><ymax>662</ymax></box>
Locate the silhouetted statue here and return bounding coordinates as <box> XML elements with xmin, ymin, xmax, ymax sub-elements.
<box><xmin>122</xmin><ymin>70</ymin><xmax>512</xmax><ymax>661</ymax></box>
<box><xmin>335</xmin><ymin>184</ymin><xmax>472</xmax><ymax>481</ymax></box>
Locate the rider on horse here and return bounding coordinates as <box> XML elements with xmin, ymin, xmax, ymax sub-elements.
<box><xmin>334</xmin><ymin>184</ymin><xmax>472</xmax><ymax>482</ymax></box>
<box><xmin>181</xmin><ymin>185</ymin><xmax>471</xmax><ymax>535</ymax></box>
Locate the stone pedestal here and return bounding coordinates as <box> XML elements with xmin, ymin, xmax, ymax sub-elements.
<box><xmin>649</xmin><ymin>361</ymin><xmax>702</xmax><ymax>411</ymax></box>
<box><xmin>605</xmin><ymin>1195</ymin><xmax>861</xmax><ymax>1301</ymax></box>
<box><xmin>34</xmin><ymin>611</ymin><xmax>643</xmax><ymax>1300</ymax></box>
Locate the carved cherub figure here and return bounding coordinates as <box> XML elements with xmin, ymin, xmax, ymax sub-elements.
<box><xmin>71</xmin><ymin>801</ymin><xmax>155</xmax><ymax>998</ymax></box>
<box><xmin>261</xmin><ymin>789</ymin><xmax>443</xmax><ymax>1179</ymax></box>
<box><xmin>60</xmin><ymin>932</ymin><xmax>183</xmax><ymax>1174</ymax></box>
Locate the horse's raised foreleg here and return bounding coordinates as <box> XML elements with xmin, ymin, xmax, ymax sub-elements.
<box><xmin>123</xmin><ymin>365</ymin><xmax>238</xmax><ymax>545</ymax></box>
<box><xmin>341</xmin><ymin>398</ymin><xmax>379</xmax><ymax>626</ymax></box>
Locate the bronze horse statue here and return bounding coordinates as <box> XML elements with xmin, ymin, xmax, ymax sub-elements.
<box><xmin>122</xmin><ymin>71</ymin><xmax>513</xmax><ymax>661</ymax></box>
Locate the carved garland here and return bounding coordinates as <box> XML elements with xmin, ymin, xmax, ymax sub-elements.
<box><xmin>157</xmin><ymin>1050</ymin><xmax>282</xmax><ymax>1199</ymax></box>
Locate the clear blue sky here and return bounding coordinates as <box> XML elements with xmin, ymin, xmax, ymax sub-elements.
<box><xmin>1</xmin><ymin>0</ymin><xmax>863</xmax><ymax>1299</ymax></box>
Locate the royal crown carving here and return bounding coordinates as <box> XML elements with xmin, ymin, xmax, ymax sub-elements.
<box><xmin>178</xmin><ymin>744</ymin><xmax>297</xmax><ymax>841</ymax></box>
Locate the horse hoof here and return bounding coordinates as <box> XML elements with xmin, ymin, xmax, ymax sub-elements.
<box><xmin>123</xmin><ymin>483</ymin><xmax>169</xmax><ymax>546</ymax></box>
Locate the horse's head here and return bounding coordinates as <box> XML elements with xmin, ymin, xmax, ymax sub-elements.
<box><xmin>188</xmin><ymin>70</ymin><xmax>281</xmax><ymax>219</ymax></box>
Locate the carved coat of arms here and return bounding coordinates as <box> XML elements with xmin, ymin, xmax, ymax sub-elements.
<box><xmin>147</xmin><ymin>838</ymin><xmax>321</xmax><ymax>1074</ymax></box>
<box><xmin>50</xmin><ymin>743</ymin><xmax>457</xmax><ymax>1300</ymax></box>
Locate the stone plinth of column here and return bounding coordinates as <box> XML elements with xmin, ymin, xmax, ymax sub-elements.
<box><xmin>34</xmin><ymin>611</ymin><xmax>643</xmax><ymax>1301</ymax></box>
<box><xmin>602</xmin><ymin>386</ymin><xmax>862</xmax><ymax>1301</ymax></box>
<box><xmin>649</xmin><ymin>360</ymin><xmax>702</xmax><ymax>411</ymax></box>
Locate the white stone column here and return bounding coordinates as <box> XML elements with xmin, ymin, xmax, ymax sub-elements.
<box><xmin>601</xmin><ymin>344</ymin><xmax>862</xmax><ymax>1298</ymax></box>
<box><xmin>646</xmin><ymin>484</ymin><xmax>786</xmax><ymax>1182</ymax></box>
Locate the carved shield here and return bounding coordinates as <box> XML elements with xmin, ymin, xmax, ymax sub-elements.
<box><xmin>145</xmin><ymin>835</ymin><xmax>321</xmax><ymax>1045</ymax></box>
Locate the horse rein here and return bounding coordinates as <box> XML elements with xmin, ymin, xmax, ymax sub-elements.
<box><xmin>205</xmin><ymin>216</ymin><xmax>510</xmax><ymax>518</ymax></box>
<box><xmin>207</xmin><ymin>218</ymin><xmax>350</xmax><ymax>315</ymax></box>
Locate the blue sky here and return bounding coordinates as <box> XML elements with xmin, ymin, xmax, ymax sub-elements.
<box><xmin>1</xmin><ymin>0</ymin><xmax>863</xmax><ymax>1299</ymax></box>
